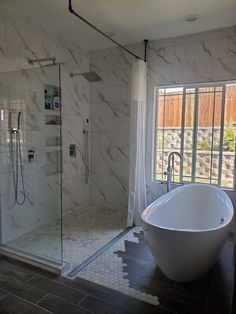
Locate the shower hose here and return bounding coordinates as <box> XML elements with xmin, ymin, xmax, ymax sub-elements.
<box><xmin>11</xmin><ymin>113</ymin><xmax>26</xmax><ymax>205</ymax></box>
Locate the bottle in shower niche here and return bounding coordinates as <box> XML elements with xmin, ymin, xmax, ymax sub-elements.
<box><xmin>52</xmin><ymin>90</ymin><xmax>60</xmax><ymax>110</ymax></box>
<box><xmin>44</xmin><ymin>89</ymin><xmax>51</xmax><ymax>110</ymax></box>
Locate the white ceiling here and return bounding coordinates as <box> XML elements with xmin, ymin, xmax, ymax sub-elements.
<box><xmin>1</xmin><ymin>0</ymin><xmax>236</xmax><ymax>51</ymax></box>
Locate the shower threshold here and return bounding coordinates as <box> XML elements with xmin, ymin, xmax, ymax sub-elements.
<box><xmin>0</xmin><ymin>244</ymin><xmax>69</xmax><ymax>275</ymax></box>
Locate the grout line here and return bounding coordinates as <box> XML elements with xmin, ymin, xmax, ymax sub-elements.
<box><xmin>76</xmin><ymin>294</ymin><xmax>88</xmax><ymax>305</ymax></box>
<box><xmin>77</xmin><ymin>304</ymin><xmax>94</xmax><ymax>314</ymax></box>
<box><xmin>74</xmin><ymin>283</ymin><xmax>159</xmax><ymax>310</ymax></box>
<box><xmin>53</xmin><ymin>278</ymin><xmax>93</xmax><ymax>296</ymax></box>
<box><xmin>33</xmin><ymin>273</ymin><xmax>89</xmax><ymax>295</ymax></box>
<box><xmin>39</xmin><ymin>293</ymin><xmax>94</xmax><ymax>314</ymax></box>
<box><xmin>0</xmin><ymin>272</ymin><xmax>41</xmax><ymax>290</ymax></box>
<box><xmin>0</xmin><ymin>291</ymin><xmax>8</xmax><ymax>301</ymax></box>
<box><xmin>67</xmin><ymin>226</ymin><xmax>134</xmax><ymax>277</ymax></box>
<box><xmin>0</xmin><ymin>273</ymin><xmax>51</xmax><ymax>304</ymax></box>
<box><xmin>25</xmin><ymin>273</ymin><xmax>39</xmax><ymax>283</ymax></box>
<box><xmin>77</xmin><ymin>294</ymin><xmax>133</xmax><ymax>314</ymax></box>
<box><xmin>4</xmin><ymin>293</ymin><xmax>53</xmax><ymax>314</ymax></box>
<box><xmin>36</xmin><ymin>293</ymin><xmax>50</xmax><ymax>305</ymax></box>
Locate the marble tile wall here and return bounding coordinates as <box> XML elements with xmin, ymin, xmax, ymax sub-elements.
<box><xmin>89</xmin><ymin>47</ymin><xmax>134</xmax><ymax>212</ymax></box>
<box><xmin>90</xmin><ymin>25</ymin><xmax>236</xmax><ymax>211</ymax></box>
<box><xmin>0</xmin><ymin>6</ymin><xmax>90</xmax><ymax>243</ymax></box>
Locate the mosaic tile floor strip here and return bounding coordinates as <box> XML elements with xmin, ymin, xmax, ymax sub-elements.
<box><xmin>68</xmin><ymin>226</ymin><xmax>133</xmax><ymax>277</ymax></box>
<box><xmin>74</xmin><ymin>226</ymin><xmax>160</xmax><ymax>306</ymax></box>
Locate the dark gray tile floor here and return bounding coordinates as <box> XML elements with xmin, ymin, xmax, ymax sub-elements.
<box><xmin>0</xmin><ymin>235</ymin><xmax>234</xmax><ymax>314</ymax></box>
<box><xmin>0</xmin><ymin>256</ymin><xmax>165</xmax><ymax>314</ymax></box>
<box><xmin>114</xmin><ymin>231</ymin><xmax>234</xmax><ymax>314</ymax></box>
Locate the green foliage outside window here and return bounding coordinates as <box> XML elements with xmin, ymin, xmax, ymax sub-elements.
<box><xmin>197</xmin><ymin>140</ymin><xmax>212</xmax><ymax>151</ymax></box>
<box><xmin>223</xmin><ymin>121</ymin><xmax>236</xmax><ymax>152</ymax></box>
<box><xmin>156</xmin><ymin>131</ymin><xmax>172</xmax><ymax>149</ymax></box>
<box><xmin>197</xmin><ymin>122</ymin><xmax>236</xmax><ymax>152</ymax></box>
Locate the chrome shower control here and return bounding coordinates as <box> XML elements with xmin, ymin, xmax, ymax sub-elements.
<box><xmin>28</xmin><ymin>149</ymin><xmax>35</xmax><ymax>162</ymax></box>
<box><xmin>69</xmin><ymin>144</ymin><xmax>76</xmax><ymax>158</ymax></box>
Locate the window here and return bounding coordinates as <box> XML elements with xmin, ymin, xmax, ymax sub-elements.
<box><xmin>154</xmin><ymin>82</ymin><xmax>236</xmax><ymax>189</ymax></box>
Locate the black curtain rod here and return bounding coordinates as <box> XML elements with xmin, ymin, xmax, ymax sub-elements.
<box><xmin>144</xmin><ymin>39</ymin><xmax>148</xmax><ymax>62</ymax></box>
<box><xmin>68</xmin><ymin>0</ymin><xmax>145</xmax><ymax>62</ymax></box>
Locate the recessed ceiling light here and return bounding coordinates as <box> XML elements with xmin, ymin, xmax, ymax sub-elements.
<box><xmin>185</xmin><ymin>14</ymin><xmax>199</xmax><ymax>22</ymax></box>
<box><xmin>104</xmin><ymin>32</ymin><xmax>116</xmax><ymax>38</ymax></box>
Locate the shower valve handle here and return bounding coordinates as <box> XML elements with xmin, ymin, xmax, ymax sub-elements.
<box><xmin>28</xmin><ymin>149</ymin><xmax>35</xmax><ymax>162</ymax></box>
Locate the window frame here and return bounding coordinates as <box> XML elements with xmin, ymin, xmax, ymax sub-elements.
<box><xmin>153</xmin><ymin>80</ymin><xmax>236</xmax><ymax>191</ymax></box>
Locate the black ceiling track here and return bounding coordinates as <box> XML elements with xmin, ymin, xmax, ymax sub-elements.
<box><xmin>68</xmin><ymin>0</ymin><xmax>148</xmax><ymax>62</ymax></box>
<box><xmin>144</xmin><ymin>39</ymin><xmax>148</xmax><ymax>62</ymax></box>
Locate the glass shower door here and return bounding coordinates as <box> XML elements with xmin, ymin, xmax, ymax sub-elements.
<box><xmin>0</xmin><ymin>64</ymin><xmax>63</xmax><ymax>265</ymax></box>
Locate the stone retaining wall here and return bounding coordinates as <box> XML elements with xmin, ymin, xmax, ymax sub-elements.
<box><xmin>156</xmin><ymin>127</ymin><xmax>235</xmax><ymax>187</ymax></box>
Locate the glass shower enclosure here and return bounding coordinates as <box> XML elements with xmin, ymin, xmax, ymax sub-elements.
<box><xmin>0</xmin><ymin>64</ymin><xmax>63</xmax><ymax>271</ymax></box>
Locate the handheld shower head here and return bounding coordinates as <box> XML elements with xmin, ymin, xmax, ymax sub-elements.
<box><xmin>11</xmin><ymin>110</ymin><xmax>26</xmax><ymax>205</ymax></box>
<box><xmin>17</xmin><ymin>112</ymin><xmax>22</xmax><ymax>131</ymax></box>
<box><xmin>11</xmin><ymin>111</ymin><xmax>22</xmax><ymax>134</ymax></box>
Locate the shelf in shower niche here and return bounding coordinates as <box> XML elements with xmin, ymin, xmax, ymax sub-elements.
<box><xmin>45</xmin><ymin>146</ymin><xmax>61</xmax><ymax>152</ymax></box>
<box><xmin>45</xmin><ymin>122</ymin><xmax>61</xmax><ymax>126</ymax></box>
<box><xmin>45</xmin><ymin>114</ymin><xmax>61</xmax><ymax>126</ymax></box>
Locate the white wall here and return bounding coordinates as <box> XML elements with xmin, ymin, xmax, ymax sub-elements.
<box><xmin>89</xmin><ymin>47</ymin><xmax>135</xmax><ymax>212</ymax></box>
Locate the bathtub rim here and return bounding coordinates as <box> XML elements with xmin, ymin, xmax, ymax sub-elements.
<box><xmin>141</xmin><ymin>184</ymin><xmax>234</xmax><ymax>233</ymax></box>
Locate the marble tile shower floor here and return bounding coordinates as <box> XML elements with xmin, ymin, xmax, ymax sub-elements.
<box><xmin>8</xmin><ymin>204</ymin><xmax>127</xmax><ymax>272</ymax></box>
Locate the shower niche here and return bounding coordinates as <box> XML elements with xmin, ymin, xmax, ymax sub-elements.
<box><xmin>45</xmin><ymin>114</ymin><xmax>61</xmax><ymax>125</ymax></box>
<box><xmin>44</xmin><ymin>84</ymin><xmax>60</xmax><ymax>111</ymax></box>
<box><xmin>44</xmin><ymin>84</ymin><xmax>62</xmax><ymax>177</ymax></box>
<box><xmin>45</xmin><ymin>150</ymin><xmax>62</xmax><ymax>177</ymax></box>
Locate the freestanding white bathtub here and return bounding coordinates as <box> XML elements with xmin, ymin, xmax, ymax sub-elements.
<box><xmin>141</xmin><ymin>184</ymin><xmax>234</xmax><ymax>282</ymax></box>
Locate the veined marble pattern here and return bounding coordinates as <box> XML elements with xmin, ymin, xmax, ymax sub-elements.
<box><xmin>90</xmin><ymin>25</ymin><xmax>236</xmax><ymax>212</ymax></box>
<box><xmin>8</xmin><ymin>204</ymin><xmax>127</xmax><ymax>270</ymax></box>
<box><xmin>74</xmin><ymin>226</ymin><xmax>159</xmax><ymax>306</ymax></box>
<box><xmin>0</xmin><ymin>7</ymin><xmax>91</xmax><ymax>243</ymax></box>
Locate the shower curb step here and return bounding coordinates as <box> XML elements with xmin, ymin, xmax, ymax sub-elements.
<box><xmin>0</xmin><ymin>244</ymin><xmax>67</xmax><ymax>275</ymax></box>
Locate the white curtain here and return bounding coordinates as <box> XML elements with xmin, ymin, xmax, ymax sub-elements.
<box><xmin>127</xmin><ymin>59</ymin><xmax>147</xmax><ymax>226</ymax></box>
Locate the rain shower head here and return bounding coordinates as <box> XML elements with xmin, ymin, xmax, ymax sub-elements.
<box><xmin>70</xmin><ymin>71</ymin><xmax>102</xmax><ymax>82</ymax></box>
